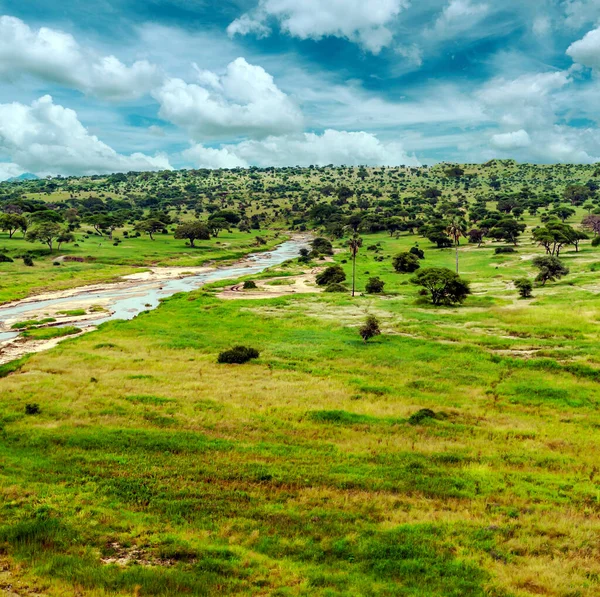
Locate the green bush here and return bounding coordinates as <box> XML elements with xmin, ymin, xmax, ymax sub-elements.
<box><xmin>217</xmin><ymin>346</ymin><xmax>260</xmax><ymax>364</ymax></box>
<box><xmin>243</xmin><ymin>280</ymin><xmax>257</xmax><ymax>289</ymax></box>
<box><xmin>316</xmin><ymin>265</ymin><xmax>346</xmax><ymax>286</ymax></box>
<box><xmin>365</xmin><ymin>277</ymin><xmax>385</xmax><ymax>294</ymax></box>
<box><xmin>393</xmin><ymin>252</ymin><xmax>421</xmax><ymax>273</ymax></box>
<box><xmin>324</xmin><ymin>283</ymin><xmax>348</xmax><ymax>293</ymax></box>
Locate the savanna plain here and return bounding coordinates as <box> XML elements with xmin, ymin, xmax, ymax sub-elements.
<box><xmin>0</xmin><ymin>161</ymin><xmax>599</xmax><ymax>596</ymax></box>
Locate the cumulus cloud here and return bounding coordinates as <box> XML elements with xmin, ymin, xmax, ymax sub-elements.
<box><xmin>184</xmin><ymin>129</ymin><xmax>419</xmax><ymax>168</ymax></box>
<box><xmin>228</xmin><ymin>0</ymin><xmax>409</xmax><ymax>54</ymax></box>
<box><xmin>0</xmin><ymin>16</ymin><xmax>162</xmax><ymax>100</ymax></box>
<box><xmin>567</xmin><ymin>27</ymin><xmax>600</xmax><ymax>70</ymax></box>
<box><xmin>477</xmin><ymin>71</ymin><xmax>570</xmax><ymax>128</ymax></box>
<box><xmin>490</xmin><ymin>129</ymin><xmax>531</xmax><ymax>150</ymax></box>
<box><xmin>153</xmin><ymin>57</ymin><xmax>303</xmax><ymax>140</ymax></box>
<box><xmin>564</xmin><ymin>0</ymin><xmax>600</xmax><ymax>29</ymax></box>
<box><xmin>0</xmin><ymin>95</ymin><xmax>171</xmax><ymax>177</ymax></box>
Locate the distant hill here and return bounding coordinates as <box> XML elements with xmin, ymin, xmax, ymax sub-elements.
<box><xmin>6</xmin><ymin>172</ymin><xmax>39</xmax><ymax>182</ymax></box>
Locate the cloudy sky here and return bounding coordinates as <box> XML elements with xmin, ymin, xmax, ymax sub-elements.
<box><xmin>1</xmin><ymin>0</ymin><xmax>600</xmax><ymax>178</ymax></box>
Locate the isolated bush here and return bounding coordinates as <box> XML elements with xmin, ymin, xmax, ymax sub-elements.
<box><xmin>311</xmin><ymin>237</ymin><xmax>333</xmax><ymax>255</ymax></box>
<box><xmin>243</xmin><ymin>280</ymin><xmax>257</xmax><ymax>289</ymax></box>
<box><xmin>592</xmin><ymin>236</ymin><xmax>600</xmax><ymax>247</ymax></box>
<box><xmin>393</xmin><ymin>252</ymin><xmax>421</xmax><ymax>273</ymax></box>
<box><xmin>23</xmin><ymin>255</ymin><xmax>34</xmax><ymax>266</ymax></box>
<box><xmin>359</xmin><ymin>315</ymin><xmax>381</xmax><ymax>343</ymax></box>
<box><xmin>411</xmin><ymin>267</ymin><xmax>471</xmax><ymax>305</ymax></box>
<box><xmin>25</xmin><ymin>403</ymin><xmax>41</xmax><ymax>415</ymax></box>
<box><xmin>0</xmin><ymin>254</ymin><xmax>13</xmax><ymax>263</ymax></box>
<box><xmin>409</xmin><ymin>247</ymin><xmax>425</xmax><ymax>259</ymax></box>
<box><xmin>217</xmin><ymin>346</ymin><xmax>260</xmax><ymax>364</ymax></box>
<box><xmin>325</xmin><ymin>283</ymin><xmax>348</xmax><ymax>293</ymax></box>
<box><xmin>316</xmin><ymin>264</ymin><xmax>346</xmax><ymax>286</ymax></box>
<box><xmin>365</xmin><ymin>277</ymin><xmax>385</xmax><ymax>294</ymax></box>
<box><xmin>408</xmin><ymin>408</ymin><xmax>438</xmax><ymax>425</ymax></box>
<box><xmin>514</xmin><ymin>278</ymin><xmax>533</xmax><ymax>298</ymax></box>
<box><xmin>495</xmin><ymin>246</ymin><xmax>516</xmax><ymax>254</ymax></box>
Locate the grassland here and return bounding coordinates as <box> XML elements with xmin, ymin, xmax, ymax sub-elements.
<box><xmin>0</xmin><ymin>222</ymin><xmax>599</xmax><ymax>596</ymax></box>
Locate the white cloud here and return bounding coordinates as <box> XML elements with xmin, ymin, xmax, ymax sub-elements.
<box><xmin>228</xmin><ymin>0</ymin><xmax>409</xmax><ymax>54</ymax></box>
<box><xmin>477</xmin><ymin>71</ymin><xmax>570</xmax><ymax>128</ymax></box>
<box><xmin>567</xmin><ymin>27</ymin><xmax>600</xmax><ymax>70</ymax></box>
<box><xmin>533</xmin><ymin>16</ymin><xmax>551</xmax><ymax>37</ymax></box>
<box><xmin>0</xmin><ymin>95</ymin><xmax>171</xmax><ymax>177</ymax></box>
<box><xmin>395</xmin><ymin>44</ymin><xmax>423</xmax><ymax>67</ymax></box>
<box><xmin>0</xmin><ymin>16</ymin><xmax>162</xmax><ymax>100</ymax></box>
<box><xmin>490</xmin><ymin>129</ymin><xmax>531</xmax><ymax>150</ymax></box>
<box><xmin>182</xmin><ymin>144</ymin><xmax>249</xmax><ymax>169</ymax></box>
<box><xmin>0</xmin><ymin>162</ymin><xmax>24</xmax><ymax>181</ymax></box>
<box><xmin>564</xmin><ymin>0</ymin><xmax>600</xmax><ymax>29</ymax></box>
<box><xmin>153</xmin><ymin>57</ymin><xmax>303</xmax><ymax>140</ymax></box>
<box><xmin>429</xmin><ymin>0</ymin><xmax>489</xmax><ymax>39</ymax></box>
<box><xmin>184</xmin><ymin>129</ymin><xmax>420</xmax><ymax>168</ymax></box>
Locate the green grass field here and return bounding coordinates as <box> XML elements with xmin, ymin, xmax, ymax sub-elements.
<box><xmin>0</xmin><ymin>229</ymin><xmax>599</xmax><ymax>596</ymax></box>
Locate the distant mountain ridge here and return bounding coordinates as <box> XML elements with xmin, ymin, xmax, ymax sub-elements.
<box><xmin>6</xmin><ymin>173</ymin><xmax>39</xmax><ymax>182</ymax></box>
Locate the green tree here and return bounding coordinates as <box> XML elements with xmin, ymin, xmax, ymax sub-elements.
<box><xmin>174</xmin><ymin>222</ymin><xmax>210</xmax><ymax>247</ymax></box>
<box><xmin>365</xmin><ymin>277</ymin><xmax>385</xmax><ymax>294</ymax></box>
<box><xmin>532</xmin><ymin>256</ymin><xmax>569</xmax><ymax>286</ymax></box>
<box><xmin>0</xmin><ymin>213</ymin><xmax>28</xmax><ymax>238</ymax></box>
<box><xmin>348</xmin><ymin>233</ymin><xmax>363</xmax><ymax>297</ymax></box>
<box><xmin>445</xmin><ymin>217</ymin><xmax>467</xmax><ymax>274</ymax></box>
<box><xmin>410</xmin><ymin>267</ymin><xmax>471</xmax><ymax>305</ymax></box>
<box><xmin>316</xmin><ymin>265</ymin><xmax>346</xmax><ymax>286</ymax></box>
<box><xmin>25</xmin><ymin>222</ymin><xmax>64</xmax><ymax>251</ymax></box>
<box><xmin>134</xmin><ymin>219</ymin><xmax>164</xmax><ymax>240</ymax></box>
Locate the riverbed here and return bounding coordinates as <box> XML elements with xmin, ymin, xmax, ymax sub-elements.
<box><xmin>0</xmin><ymin>237</ymin><xmax>308</xmax><ymax>364</ymax></box>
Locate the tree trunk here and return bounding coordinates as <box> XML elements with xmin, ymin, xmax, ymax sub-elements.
<box><xmin>352</xmin><ymin>254</ymin><xmax>356</xmax><ymax>297</ymax></box>
<box><xmin>455</xmin><ymin>244</ymin><xmax>459</xmax><ymax>274</ymax></box>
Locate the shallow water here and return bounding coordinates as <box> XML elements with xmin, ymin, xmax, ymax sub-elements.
<box><xmin>0</xmin><ymin>238</ymin><xmax>307</xmax><ymax>343</ymax></box>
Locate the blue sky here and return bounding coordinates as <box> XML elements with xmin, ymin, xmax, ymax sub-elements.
<box><xmin>1</xmin><ymin>0</ymin><xmax>600</xmax><ymax>178</ymax></box>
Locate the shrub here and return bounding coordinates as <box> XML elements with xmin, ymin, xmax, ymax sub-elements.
<box><xmin>393</xmin><ymin>252</ymin><xmax>421</xmax><ymax>273</ymax></box>
<box><xmin>359</xmin><ymin>315</ymin><xmax>381</xmax><ymax>343</ymax></box>
<box><xmin>408</xmin><ymin>409</ymin><xmax>438</xmax><ymax>425</ymax></box>
<box><xmin>0</xmin><ymin>253</ymin><xmax>13</xmax><ymax>263</ymax></box>
<box><xmin>311</xmin><ymin>237</ymin><xmax>333</xmax><ymax>255</ymax></box>
<box><xmin>514</xmin><ymin>278</ymin><xmax>533</xmax><ymax>298</ymax></box>
<box><xmin>23</xmin><ymin>255</ymin><xmax>34</xmax><ymax>266</ymax></box>
<box><xmin>25</xmin><ymin>403</ymin><xmax>41</xmax><ymax>415</ymax></box>
<box><xmin>365</xmin><ymin>277</ymin><xmax>385</xmax><ymax>294</ymax></box>
<box><xmin>243</xmin><ymin>280</ymin><xmax>257</xmax><ymax>289</ymax></box>
<box><xmin>409</xmin><ymin>247</ymin><xmax>425</xmax><ymax>259</ymax></box>
<box><xmin>316</xmin><ymin>264</ymin><xmax>346</xmax><ymax>286</ymax></box>
<box><xmin>410</xmin><ymin>267</ymin><xmax>471</xmax><ymax>305</ymax></box>
<box><xmin>325</xmin><ymin>283</ymin><xmax>348</xmax><ymax>293</ymax></box>
<box><xmin>495</xmin><ymin>246</ymin><xmax>516</xmax><ymax>254</ymax></box>
<box><xmin>592</xmin><ymin>236</ymin><xmax>600</xmax><ymax>247</ymax></box>
<box><xmin>217</xmin><ymin>346</ymin><xmax>260</xmax><ymax>364</ymax></box>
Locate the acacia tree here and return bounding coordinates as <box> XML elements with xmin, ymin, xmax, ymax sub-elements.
<box><xmin>410</xmin><ymin>267</ymin><xmax>471</xmax><ymax>305</ymax></box>
<box><xmin>348</xmin><ymin>233</ymin><xmax>363</xmax><ymax>297</ymax></box>
<box><xmin>532</xmin><ymin>256</ymin><xmax>569</xmax><ymax>286</ymax></box>
<box><xmin>134</xmin><ymin>219</ymin><xmax>164</xmax><ymax>240</ymax></box>
<box><xmin>174</xmin><ymin>222</ymin><xmax>210</xmax><ymax>247</ymax></box>
<box><xmin>25</xmin><ymin>222</ymin><xmax>64</xmax><ymax>251</ymax></box>
<box><xmin>0</xmin><ymin>214</ymin><xmax>28</xmax><ymax>238</ymax></box>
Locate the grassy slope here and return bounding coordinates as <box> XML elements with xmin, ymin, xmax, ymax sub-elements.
<box><xmin>0</xmin><ymin>232</ymin><xmax>599</xmax><ymax>596</ymax></box>
<box><xmin>0</xmin><ymin>230</ymin><xmax>285</xmax><ymax>304</ymax></box>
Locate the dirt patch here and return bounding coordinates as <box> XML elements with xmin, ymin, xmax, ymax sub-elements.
<box><xmin>218</xmin><ymin>273</ymin><xmax>323</xmax><ymax>300</ymax></box>
<box><xmin>0</xmin><ymin>328</ymin><xmax>94</xmax><ymax>365</ymax></box>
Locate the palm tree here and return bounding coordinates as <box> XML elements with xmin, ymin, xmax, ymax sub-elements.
<box><xmin>445</xmin><ymin>217</ymin><xmax>467</xmax><ymax>274</ymax></box>
<box><xmin>348</xmin><ymin>233</ymin><xmax>363</xmax><ymax>297</ymax></box>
